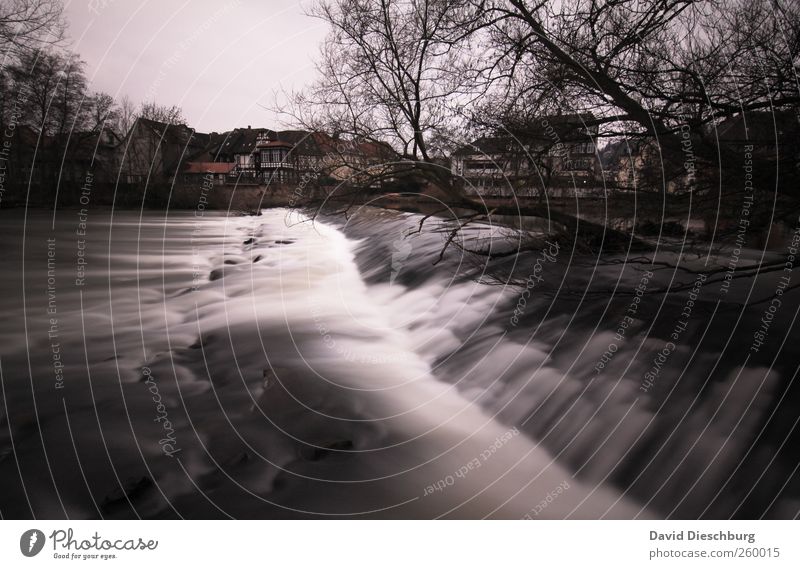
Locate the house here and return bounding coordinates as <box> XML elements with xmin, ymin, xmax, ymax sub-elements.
<box><xmin>0</xmin><ymin>121</ymin><xmax>132</xmax><ymax>207</ymax></box>
<box><xmin>251</xmin><ymin>132</ymin><xmax>296</xmax><ymax>183</ymax></box>
<box><xmin>600</xmin><ymin>137</ymin><xmax>699</xmax><ymax>194</ymax></box>
<box><xmin>60</xmin><ymin>126</ymin><xmax>122</xmax><ymax>184</ymax></box>
<box><xmin>180</xmin><ymin>161</ymin><xmax>235</xmax><ymax>185</ymax></box>
<box><xmin>716</xmin><ymin>110</ymin><xmax>799</xmax><ymax>157</ymax></box>
<box><xmin>117</xmin><ymin>118</ymin><xmax>209</xmax><ymax>185</ymax></box>
<box><xmin>320</xmin><ymin>137</ymin><xmax>396</xmax><ymax>186</ymax></box>
<box><xmin>207</xmin><ymin>126</ymin><xmax>270</xmax><ymax>174</ymax></box>
<box><xmin>182</xmin><ymin>125</ymin><xmax>396</xmax><ymax>190</ymax></box>
<box><xmin>220</xmin><ymin>129</ymin><xmax>387</xmax><ymax>186</ymax></box>
<box><xmin>1</xmin><ymin>124</ymin><xmax>45</xmax><ymax>186</ymax></box>
<box><xmin>716</xmin><ymin>110</ymin><xmax>800</xmax><ymax>196</ymax></box>
<box><xmin>599</xmin><ymin>111</ymin><xmax>800</xmax><ymax>194</ymax></box>
<box><xmin>451</xmin><ymin>136</ymin><xmax>529</xmax><ymax>196</ymax></box>
<box><xmin>270</xmin><ymin>130</ymin><xmax>336</xmax><ymax>174</ymax></box>
<box><xmin>451</xmin><ymin>114</ymin><xmax>600</xmax><ymax>197</ymax></box>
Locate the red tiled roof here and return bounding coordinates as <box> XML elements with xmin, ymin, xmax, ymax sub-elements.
<box><xmin>183</xmin><ymin>162</ymin><xmax>235</xmax><ymax>174</ymax></box>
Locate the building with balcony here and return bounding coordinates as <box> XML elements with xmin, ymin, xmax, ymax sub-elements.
<box><xmin>451</xmin><ymin>114</ymin><xmax>599</xmax><ymax>197</ymax></box>
<box><xmin>253</xmin><ymin>133</ymin><xmax>296</xmax><ymax>183</ymax></box>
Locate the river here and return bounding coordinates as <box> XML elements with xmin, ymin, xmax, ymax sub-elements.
<box><xmin>0</xmin><ymin>206</ymin><xmax>797</xmax><ymax>519</ymax></box>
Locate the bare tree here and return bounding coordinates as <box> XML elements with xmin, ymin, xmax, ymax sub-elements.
<box><xmin>51</xmin><ymin>51</ymin><xmax>88</xmax><ymax>137</ymax></box>
<box><xmin>7</xmin><ymin>47</ymin><xmax>121</xmax><ymax>189</ymax></box>
<box><xmin>472</xmin><ymin>0</ymin><xmax>799</xmax><ymax>295</ymax></box>
<box><xmin>290</xmin><ymin>0</ymin><xmax>798</xmax><ymax>265</ymax></box>
<box><xmin>280</xmin><ymin>0</ymin><xmax>651</xmax><ymax>250</ymax></box>
<box><xmin>86</xmin><ymin>92</ymin><xmax>119</xmax><ymax>133</ymax></box>
<box><xmin>114</xmin><ymin>94</ymin><xmax>136</xmax><ymax>137</ymax></box>
<box><xmin>279</xmin><ymin>0</ymin><xmax>489</xmax><ymax>198</ymax></box>
<box><xmin>479</xmin><ymin>1</ymin><xmax>798</xmax><ymax>139</ymax></box>
<box><xmin>476</xmin><ymin>1</ymin><xmax>799</xmax><ymax>215</ymax></box>
<box><xmin>139</xmin><ymin>101</ymin><xmax>185</xmax><ymax>125</ymax></box>
<box><xmin>0</xmin><ymin>0</ymin><xmax>66</xmax><ymax>60</ymax></box>
<box><xmin>10</xmin><ymin>47</ymin><xmax>64</xmax><ymax>135</ymax></box>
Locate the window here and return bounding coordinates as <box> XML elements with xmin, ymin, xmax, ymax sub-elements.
<box><xmin>566</xmin><ymin>158</ymin><xmax>591</xmax><ymax>171</ymax></box>
<box><xmin>465</xmin><ymin>160</ymin><xmax>500</xmax><ymax>172</ymax></box>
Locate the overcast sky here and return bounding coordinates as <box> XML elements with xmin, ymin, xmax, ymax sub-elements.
<box><xmin>63</xmin><ymin>0</ymin><xmax>328</xmax><ymax>133</ymax></box>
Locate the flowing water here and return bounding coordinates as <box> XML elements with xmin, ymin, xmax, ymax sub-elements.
<box><xmin>0</xmin><ymin>206</ymin><xmax>797</xmax><ymax>519</ymax></box>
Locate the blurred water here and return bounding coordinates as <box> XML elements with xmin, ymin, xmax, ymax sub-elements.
<box><xmin>0</xmin><ymin>206</ymin><xmax>796</xmax><ymax>519</ymax></box>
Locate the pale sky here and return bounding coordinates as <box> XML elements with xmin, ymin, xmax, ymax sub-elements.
<box><xmin>63</xmin><ymin>0</ymin><xmax>328</xmax><ymax>133</ymax></box>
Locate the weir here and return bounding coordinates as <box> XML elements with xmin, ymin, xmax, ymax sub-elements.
<box><xmin>0</xmin><ymin>207</ymin><xmax>795</xmax><ymax>519</ymax></box>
